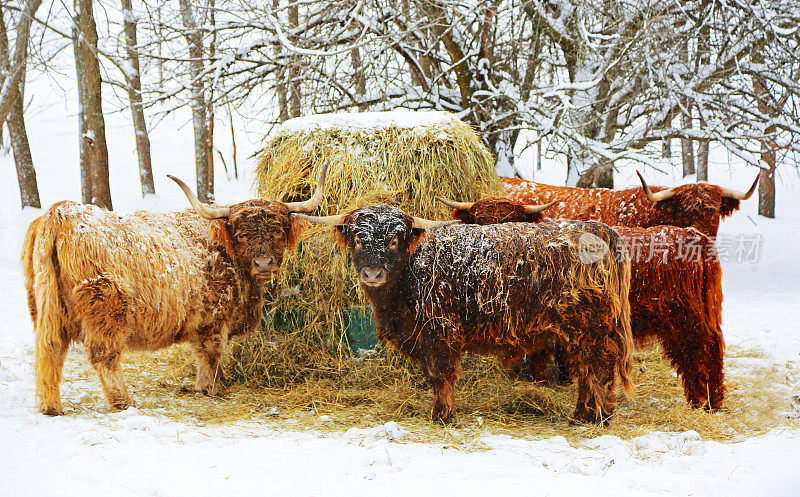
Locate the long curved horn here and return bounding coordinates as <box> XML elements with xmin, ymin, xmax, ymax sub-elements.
<box><xmin>523</xmin><ymin>199</ymin><xmax>558</xmax><ymax>214</ymax></box>
<box><xmin>291</xmin><ymin>212</ymin><xmax>347</xmax><ymax>226</ymax></box>
<box><xmin>411</xmin><ymin>217</ymin><xmax>460</xmax><ymax>229</ymax></box>
<box><xmin>720</xmin><ymin>173</ymin><xmax>760</xmax><ymax>200</ymax></box>
<box><xmin>435</xmin><ymin>196</ymin><xmax>475</xmax><ymax>211</ymax></box>
<box><xmin>636</xmin><ymin>171</ymin><xmax>677</xmax><ymax>203</ymax></box>
<box><xmin>167</xmin><ymin>175</ymin><xmax>230</xmax><ymax>219</ymax></box>
<box><xmin>284</xmin><ymin>159</ymin><xmax>329</xmax><ymax>213</ymax></box>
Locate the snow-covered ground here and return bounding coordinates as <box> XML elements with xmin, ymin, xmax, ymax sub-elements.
<box><xmin>1</xmin><ymin>75</ymin><xmax>799</xmax><ymax>496</ymax></box>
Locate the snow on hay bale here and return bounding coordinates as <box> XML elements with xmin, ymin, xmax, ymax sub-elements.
<box><xmin>227</xmin><ymin>110</ymin><xmax>504</xmax><ymax>386</ymax></box>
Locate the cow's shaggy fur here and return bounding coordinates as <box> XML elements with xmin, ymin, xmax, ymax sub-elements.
<box><xmin>501</xmin><ymin>177</ymin><xmax>749</xmax><ymax>237</ymax></box>
<box><xmin>445</xmin><ymin>198</ymin><xmax>726</xmax><ymax>409</ymax></box>
<box><xmin>23</xmin><ymin>199</ymin><xmax>302</xmax><ymax>415</ymax></box>
<box><xmin>308</xmin><ymin>205</ymin><xmax>634</xmax><ymax>425</ymax></box>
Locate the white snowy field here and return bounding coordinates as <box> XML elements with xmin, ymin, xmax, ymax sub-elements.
<box><xmin>1</xmin><ymin>75</ymin><xmax>800</xmax><ymax>496</ymax></box>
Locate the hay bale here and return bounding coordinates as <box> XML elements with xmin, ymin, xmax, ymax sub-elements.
<box><xmin>227</xmin><ymin>111</ymin><xmax>503</xmax><ymax>387</ymax></box>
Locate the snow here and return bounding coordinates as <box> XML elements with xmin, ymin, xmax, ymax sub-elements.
<box><xmin>280</xmin><ymin>110</ymin><xmax>462</xmax><ymax>132</ymax></box>
<box><xmin>2</xmin><ymin>75</ymin><xmax>800</xmax><ymax>496</ymax></box>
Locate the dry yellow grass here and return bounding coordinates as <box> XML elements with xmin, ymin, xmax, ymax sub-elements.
<box><xmin>57</xmin><ymin>343</ymin><xmax>799</xmax><ymax>445</ymax></box>
<box><xmin>156</xmin><ymin>114</ymin><xmax>800</xmax><ymax>444</ymax></box>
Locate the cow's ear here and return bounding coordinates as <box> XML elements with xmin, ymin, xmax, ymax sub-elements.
<box><xmin>334</xmin><ymin>224</ymin><xmax>350</xmax><ymax>248</ymax></box>
<box><xmin>286</xmin><ymin>215</ymin><xmax>302</xmax><ymax>250</ymax></box>
<box><xmin>720</xmin><ymin>197</ymin><xmax>740</xmax><ymax>218</ymax></box>
<box><xmin>526</xmin><ymin>212</ymin><xmax>544</xmax><ymax>224</ymax></box>
<box><xmin>407</xmin><ymin>228</ymin><xmax>426</xmax><ymax>254</ymax></box>
<box><xmin>452</xmin><ymin>209</ymin><xmax>473</xmax><ymax>224</ymax></box>
<box><xmin>209</xmin><ymin>220</ymin><xmax>236</xmax><ymax>259</ymax></box>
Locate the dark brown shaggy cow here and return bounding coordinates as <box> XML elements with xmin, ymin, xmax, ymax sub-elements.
<box><xmin>296</xmin><ymin>205</ymin><xmax>634</xmax><ymax>424</ymax></box>
<box><xmin>438</xmin><ymin>196</ymin><xmax>725</xmax><ymax>409</ymax></box>
<box><xmin>501</xmin><ymin>172</ymin><xmax>759</xmax><ymax>237</ymax></box>
<box><xmin>22</xmin><ymin>165</ymin><xmax>327</xmax><ymax>415</ymax></box>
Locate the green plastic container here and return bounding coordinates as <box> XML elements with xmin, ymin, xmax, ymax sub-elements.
<box><xmin>344</xmin><ymin>306</ymin><xmax>378</xmax><ymax>353</ymax></box>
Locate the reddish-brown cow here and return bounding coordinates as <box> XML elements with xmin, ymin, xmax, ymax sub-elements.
<box><xmin>438</xmin><ymin>196</ymin><xmax>726</xmax><ymax>410</ymax></box>
<box><xmin>501</xmin><ymin>172</ymin><xmax>759</xmax><ymax>237</ymax></box>
<box><xmin>296</xmin><ymin>205</ymin><xmax>634</xmax><ymax>424</ymax></box>
<box><xmin>22</xmin><ymin>165</ymin><xmax>327</xmax><ymax>415</ymax></box>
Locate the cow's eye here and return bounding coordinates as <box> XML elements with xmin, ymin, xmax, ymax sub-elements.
<box><xmin>389</xmin><ymin>236</ymin><xmax>398</xmax><ymax>249</ymax></box>
<box><xmin>354</xmin><ymin>236</ymin><xmax>362</xmax><ymax>248</ymax></box>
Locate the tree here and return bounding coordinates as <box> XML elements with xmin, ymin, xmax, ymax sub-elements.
<box><xmin>75</xmin><ymin>0</ymin><xmax>112</xmax><ymax>209</ymax></box>
<box><xmin>0</xmin><ymin>0</ymin><xmax>42</xmax><ymax>208</ymax></box>
<box><xmin>179</xmin><ymin>0</ymin><xmax>213</xmax><ymax>202</ymax></box>
<box><xmin>121</xmin><ymin>0</ymin><xmax>155</xmax><ymax>196</ymax></box>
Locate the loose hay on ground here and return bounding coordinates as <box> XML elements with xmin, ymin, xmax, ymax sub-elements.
<box><xmin>59</xmin><ymin>343</ymin><xmax>799</xmax><ymax>445</ymax></box>
<box><xmin>94</xmin><ymin>112</ymin><xmax>793</xmax><ymax>444</ymax></box>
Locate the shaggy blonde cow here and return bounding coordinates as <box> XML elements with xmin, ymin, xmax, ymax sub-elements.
<box><xmin>22</xmin><ymin>165</ymin><xmax>327</xmax><ymax>415</ymax></box>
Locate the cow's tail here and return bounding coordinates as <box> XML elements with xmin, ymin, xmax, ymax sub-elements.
<box><xmin>701</xmin><ymin>236</ymin><xmax>726</xmax><ymax>407</ymax></box>
<box><xmin>615</xmin><ymin>246</ymin><xmax>635</xmax><ymax>397</ymax></box>
<box><xmin>21</xmin><ymin>216</ymin><xmax>42</xmax><ymax>323</ymax></box>
<box><xmin>30</xmin><ymin>206</ymin><xmax>69</xmax><ymax>415</ymax></box>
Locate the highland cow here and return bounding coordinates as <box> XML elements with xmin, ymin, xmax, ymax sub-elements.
<box><xmin>22</xmin><ymin>164</ymin><xmax>327</xmax><ymax>415</ymax></box>
<box><xmin>438</xmin><ymin>196</ymin><xmax>725</xmax><ymax>409</ymax></box>
<box><xmin>501</xmin><ymin>171</ymin><xmax>759</xmax><ymax>237</ymax></box>
<box><xmin>296</xmin><ymin>205</ymin><xmax>634</xmax><ymax>424</ymax></box>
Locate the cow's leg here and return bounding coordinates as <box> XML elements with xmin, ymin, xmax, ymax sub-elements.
<box><xmin>191</xmin><ymin>329</ymin><xmax>227</xmax><ymax>396</ymax></box>
<box><xmin>661</xmin><ymin>318</ymin><xmax>725</xmax><ymax>410</ymax></box>
<box><xmin>75</xmin><ymin>276</ymin><xmax>135</xmax><ymax>411</ymax></box>
<box><xmin>87</xmin><ymin>341</ymin><xmax>135</xmax><ymax>411</ymax></box>
<box><xmin>512</xmin><ymin>349</ymin><xmax>551</xmax><ymax>382</ymax></box>
<box><xmin>419</xmin><ymin>347</ymin><xmax>461</xmax><ymax>425</ymax></box>
<box><xmin>35</xmin><ymin>328</ymin><xmax>69</xmax><ymax>416</ymax></box>
<box><xmin>568</xmin><ymin>327</ymin><xmax>619</xmax><ymax>424</ymax></box>
<box><xmin>552</xmin><ymin>343</ymin><xmax>573</xmax><ymax>385</ymax></box>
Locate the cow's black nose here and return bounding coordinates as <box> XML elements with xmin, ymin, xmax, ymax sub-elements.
<box><xmin>360</xmin><ymin>267</ymin><xmax>386</xmax><ymax>286</ymax></box>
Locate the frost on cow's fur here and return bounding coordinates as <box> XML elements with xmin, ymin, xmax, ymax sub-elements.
<box><xmin>22</xmin><ymin>199</ymin><xmax>300</xmax><ymax>415</ymax></box>
<box><xmin>501</xmin><ymin>176</ymin><xmax>748</xmax><ymax>237</ymax></box>
<box><xmin>444</xmin><ymin>197</ymin><xmax>727</xmax><ymax>410</ymax></box>
<box><xmin>333</xmin><ymin>206</ymin><xmax>634</xmax><ymax>425</ymax></box>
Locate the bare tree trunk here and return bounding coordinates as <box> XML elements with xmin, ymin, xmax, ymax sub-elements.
<box><xmin>752</xmin><ymin>49</ymin><xmax>775</xmax><ymax>218</ymax></box>
<box><xmin>696</xmin><ymin>21</ymin><xmax>709</xmax><ymax>182</ymax></box>
<box><xmin>681</xmin><ymin>107</ymin><xmax>694</xmax><ymax>177</ymax></box>
<box><xmin>757</xmin><ymin>140</ymin><xmax>776</xmax><ymax>218</ymax></box>
<box><xmin>8</xmin><ymin>84</ymin><xmax>39</xmax><ymax>208</ymax></box>
<box><xmin>351</xmin><ymin>47</ymin><xmax>367</xmax><ymax>111</ymax></box>
<box><xmin>0</xmin><ymin>0</ymin><xmax>42</xmax><ymax>129</ymax></box>
<box><xmin>205</xmin><ymin>0</ymin><xmax>216</xmax><ymax>198</ymax></box>
<box><xmin>121</xmin><ymin>0</ymin><xmax>154</xmax><ymax>196</ymax></box>
<box><xmin>696</xmin><ymin>119</ymin><xmax>709</xmax><ymax>181</ymax></box>
<box><xmin>179</xmin><ymin>0</ymin><xmax>213</xmax><ymax>202</ymax></box>
<box><xmin>680</xmin><ymin>40</ymin><xmax>694</xmax><ymax>177</ymax></box>
<box><xmin>156</xmin><ymin>4</ymin><xmax>163</xmax><ymax>87</ymax></box>
<box><xmin>661</xmin><ymin>109</ymin><xmax>673</xmax><ymax>158</ymax></box>
<box><xmin>288</xmin><ymin>0</ymin><xmax>301</xmax><ymax>117</ymax></box>
<box><xmin>536</xmin><ymin>139</ymin><xmax>541</xmax><ymax>171</ymax></box>
<box><xmin>0</xmin><ymin>3</ymin><xmax>40</xmax><ymax>208</ymax></box>
<box><xmin>272</xmin><ymin>0</ymin><xmax>288</xmax><ymax>121</ymax></box>
<box><xmin>77</xmin><ymin>0</ymin><xmax>112</xmax><ymax>209</ymax></box>
<box><xmin>72</xmin><ymin>21</ymin><xmax>90</xmax><ymax>204</ymax></box>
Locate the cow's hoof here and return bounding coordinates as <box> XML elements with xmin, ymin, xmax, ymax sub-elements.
<box><xmin>194</xmin><ymin>385</ymin><xmax>218</xmax><ymax>397</ymax></box>
<box><xmin>432</xmin><ymin>411</ymin><xmax>455</xmax><ymax>425</ymax></box>
<box><xmin>569</xmin><ymin>414</ymin><xmax>610</xmax><ymax>427</ymax></box>
<box><xmin>433</xmin><ymin>417</ymin><xmax>454</xmax><ymax>426</ymax></box>
<box><xmin>40</xmin><ymin>405</ymin><xmax>64</xmax><ymax>416</ymax></box>
<box><xmin>110</xmin><ymin>397</ymin><xmax>137</xmax><ymax>411</ymax></box>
